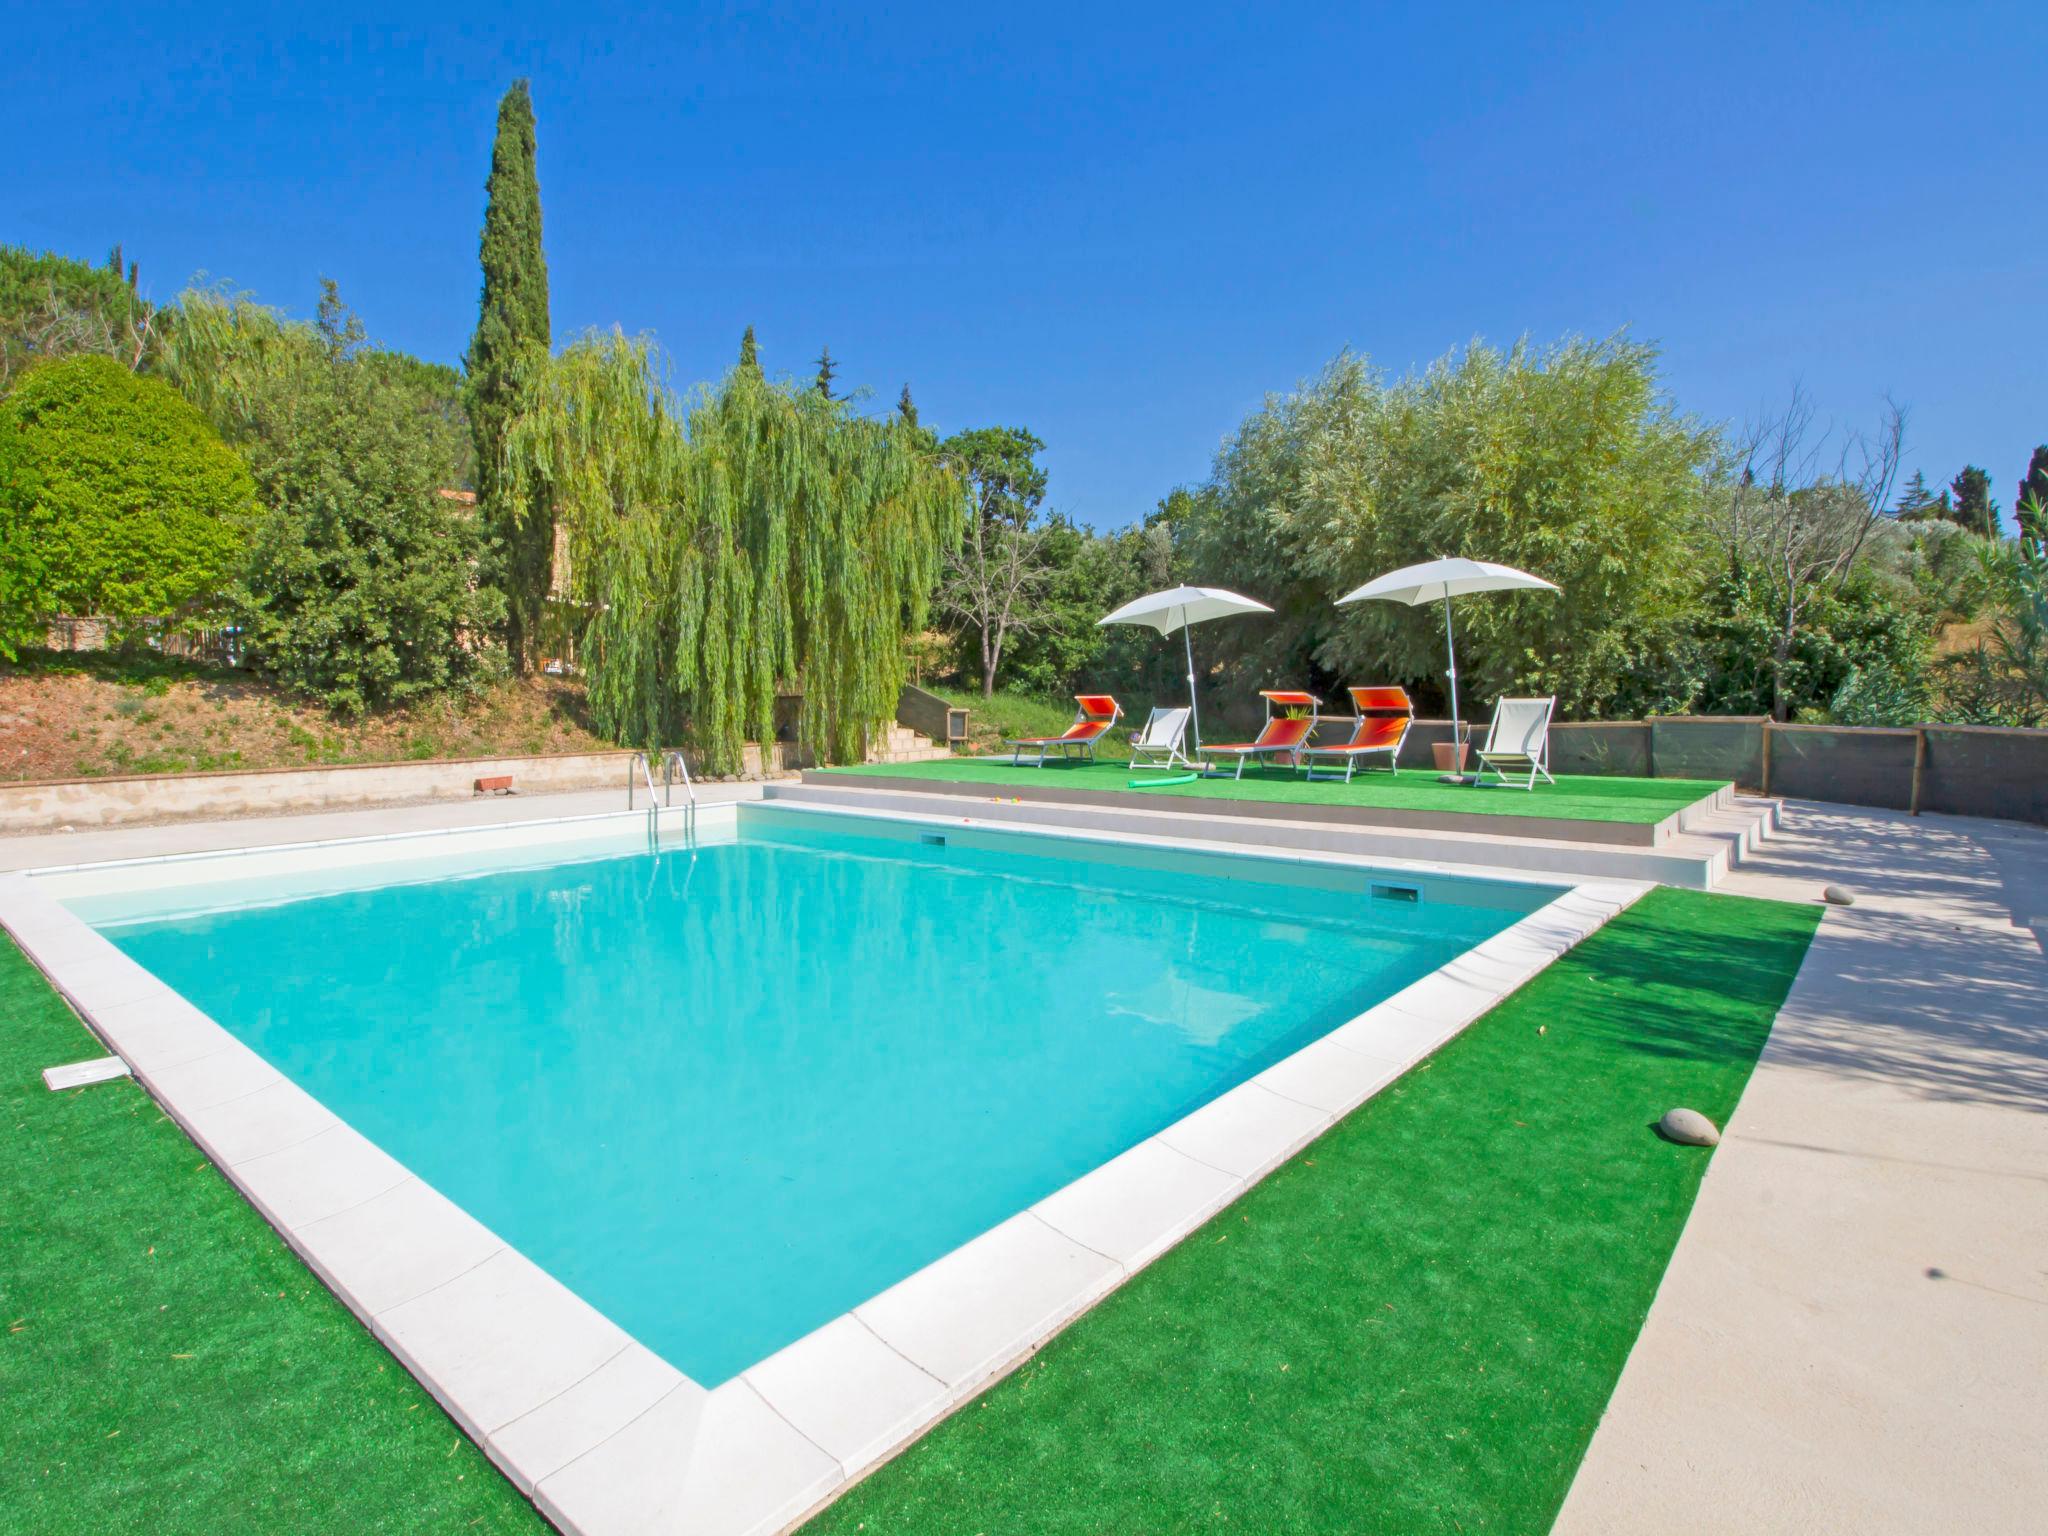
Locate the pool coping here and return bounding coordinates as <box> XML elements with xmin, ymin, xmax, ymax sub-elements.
<box><xmin>1</xmin><ymin>801</ymin><xmax>1647</xmax><ymax>1536</ymax></box>
<box><xmin>804</xmin><ymin>763</ymin><xmax>1734</xmax><ymax>847</ymax></box>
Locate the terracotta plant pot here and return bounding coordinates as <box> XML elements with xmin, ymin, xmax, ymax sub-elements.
<box><xmin>1431</xmin><ymin>740</ymin><xmax>1469</xmax><ymax>773</ymax></box>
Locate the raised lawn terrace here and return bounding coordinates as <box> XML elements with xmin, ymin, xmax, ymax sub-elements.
<box><xmin>819</xmin><ymin>755</ymin><xmax>1727</xmax><ymax>827</ymax></box>
<box><xmin>2</xmin><ymin>887</ymin><xmax>1816</xmax><ymax>1533</ymax></box>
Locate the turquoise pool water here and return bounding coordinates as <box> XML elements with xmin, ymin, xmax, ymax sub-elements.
<box><xmin>90</xmin><ymin>807</ymin><xmax>1542</xmax><ymax>1384</ymax></box>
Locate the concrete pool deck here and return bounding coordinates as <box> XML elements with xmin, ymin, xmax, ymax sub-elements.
<box><xmin>1558</xmin><ymin>802</ymin><xmax>2048</xmax><ymax>1534</ymax></box>
<box><xmin>0</xmin><ymin>781</ymin><xmax>771</xmax><ymax>874</ymax></box>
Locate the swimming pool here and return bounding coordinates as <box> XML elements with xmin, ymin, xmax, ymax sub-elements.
<box><xmin>58</xmin><ymin>804</ymin><xmax>1546</xmax><ymax>1386</ymax></box>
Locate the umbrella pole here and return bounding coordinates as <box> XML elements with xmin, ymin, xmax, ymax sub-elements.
<box><xmin>1441</xmin><ymin>590</ymin><xmax>1467</xmax><ymax>784</ymax></box>
<box><xmin>1182</xmin><ymin>608</ymin><xmax>1200</xmax><ymax>761</ymax></box>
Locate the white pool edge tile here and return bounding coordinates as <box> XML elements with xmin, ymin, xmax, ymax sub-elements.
<box><xmin>0</xmin><ymin>817</ymin><xmax>1648</xmax><ymax>1536</ymax></box>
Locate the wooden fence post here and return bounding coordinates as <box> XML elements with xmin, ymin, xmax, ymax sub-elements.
<box><xmin>1910</xmin><ymin>727</ymin><xmax>1927</xmax><ymax>816</ymax></box>
<box><xmin>1761</xmin><ymin>722</ymin><xmax>1773</xmax><ymax>798</ymax></box>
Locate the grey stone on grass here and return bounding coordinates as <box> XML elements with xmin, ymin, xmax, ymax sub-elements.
<box><xmin>1658</xmin><ymin>1107</ymin><xmax>1720</xmax><ymax>1147</ymax></box>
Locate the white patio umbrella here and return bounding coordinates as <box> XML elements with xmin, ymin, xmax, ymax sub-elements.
<box><xmin>1334</xmin><ymin>558</ymin><xmax>1559</xmax><ymax>781</ymax></box>
<box><xmin>1098</xmin><ymin>585</ymin><xmax>1273</xmax><ymax>752</ymax></box>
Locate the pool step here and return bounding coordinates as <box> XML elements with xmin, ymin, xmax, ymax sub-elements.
<box><xmin>762</xmin><ymin>781</ymin><xmax>1782</xmax><ymax>891</ymax></box>
<box><xmin>865</xmin><ymin>723</ymin><xmax>953</xmax><ymax>765</ymax></box>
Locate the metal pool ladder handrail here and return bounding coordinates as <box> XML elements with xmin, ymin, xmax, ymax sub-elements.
<box><xmin>627</xmin><ymin>751</ymin><xmax>661</xmax><ymax>810</ymax></box>
<box><xmin>627</xmin><ymin>749</ymin><xmax>699</xmax><ymax>844</ymax></box>
<box><xmin>661</xmin><ymin>749</ymin><xmax>698</xmax><ymax>838</ymax></box>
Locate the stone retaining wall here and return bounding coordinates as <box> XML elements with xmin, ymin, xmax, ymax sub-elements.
<box><xmin>0</xmin><ymin>742</ymin><xmax>807</xmax><ymax>834</ymax></box>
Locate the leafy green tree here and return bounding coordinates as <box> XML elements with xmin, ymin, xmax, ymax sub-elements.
<box><xmin>504</xmin><ymin>334</ymin><xmax>963</xmax><ymax>768</ymax></box>
<box><xmin>1</xmin><ymin>245</ymin><xmax>159</xmax><ymax>393</ymax></box>
<box><xmin>1176</xmin><ymin>338</ymin><xmax>1718</xmax><ymax>719</ymax></box>
<box><xmin>363</xmin><ymin>349</ymin><xmax>474</xmax><ymax>490</ymax></box>
<box><xmin>897</xmin><ymin>383</ymin><xmax>918</xmax><ymax>428</ymax></box>
<box><xmin>738</xmin><ymin>325</ymin><xmax>760</xmax><ymax>373</ymax></box>
<box><xmin>2016</xmin><ymin>448</ymin><xmax>2048</xmax><ymax>546</ymax></box>
<box><xmin>466</xmin><ymin>79</ymin><xmax>553</xmax><ymax>671</ymax></box>
<box><xmin>1950</xmin><ymin>464</ymin><xmax>2000</xmax><ymax>538</ymax></box>
<box><xmin>0</xmin><ymin>402</ymin><xmax>48</xmax><ymax>658</ymax></box>
<box><xmin>167</xmin><ymin>286</ymin><xmax>503</xmax><ymax>714</ymax></box>
<box><xmin>0</xmin><ymin>354</ymin><xmax>255</xmax><ymax>655</ymax></box>
<box><xmin>1098</xmin><ymin>495</ymin><xmax>1199</xmax><ymax>692</ymax></box>
<box><xmin>1938</xmin><ymin>533</ymin><xmax>2048</xmax><ymax>724</ymax></box>
<box><xmin>1697</xmin><ymin>565</ymin><xmax>1930</xmax><ymax>720</ymax></box>
<box><xmin>995</xmin><ymin>514</ymin><xmax>1104</xmax><ymax>696</ymax></box>
<box><xmin>999</xmin><ymin>514</ymin><xmax>1183</xmax><ymax>702</ymax></box>
<box><xmin>934</xmin><ymin>426</ymin><xmax>1053</xmax><ymax>696</ymax></box>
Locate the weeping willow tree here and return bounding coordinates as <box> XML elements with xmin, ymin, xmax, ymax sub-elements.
<box><xmin>506</xmin><ymin>332</ymin><xmax>963</xmax><ymax>770</ymax></box>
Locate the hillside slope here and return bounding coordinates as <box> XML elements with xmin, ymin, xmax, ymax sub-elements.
<box><xmin>0</xmin><ymin>655</ymin><xmax>611</xmax><ymax>782</ymax></box>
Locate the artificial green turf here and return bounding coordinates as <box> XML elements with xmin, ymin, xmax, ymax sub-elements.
<box><xmin>2</xmin><ymin>886</ymin><xmax>1815</xmax><ymax>1536</ymax></box>
<box><xmin>804</xmin><ymin>886</ymin><xmax>1820</xmax><ymax>1536</ymax></box>
<box><xmin>820</xmin><ymin>757</ymin><xmax>1726</xmax><ymax>825</ymax></box>
<box><xmin>0</xmin><ymin>939</ymin><xmax>547</xmax><ymax>1535</ymax></box>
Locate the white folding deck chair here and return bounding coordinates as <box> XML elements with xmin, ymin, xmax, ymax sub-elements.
<box><xmin>1474</xmin><ymin>696</ymin><xmax>1556</xmax><ymax>789</ymax></box>
<box><xmin>1126</xmin><ymin>706</ymin><xmax>1192</xmax><ymax>770</ymax></box>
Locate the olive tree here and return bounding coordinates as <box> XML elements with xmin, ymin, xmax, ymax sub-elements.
<box><xmin>1177</xmin><ymin>337</ymin><xmax>1718</xmax><ymax>719</ymax></box>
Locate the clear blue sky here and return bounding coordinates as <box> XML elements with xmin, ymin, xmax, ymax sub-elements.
<box><xmin>6</xmin><ymin>3</ymin><xmax>2043</xmax><ymax>528</ymax></box>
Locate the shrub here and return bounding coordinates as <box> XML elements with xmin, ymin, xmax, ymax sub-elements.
<box><xmin>1827</xmin><ymin>664</ymin><xmax>1929</xmax><ymax>727</ymax></box>
<box><xmin>168</xmin><ymin>287</ymin><xmax>504</xmax><ymax>715</ymax></box>
<box><xmin>0</xmin><ymin>355</ymin><xmax>256</xmax><ymax>657</ymax></box>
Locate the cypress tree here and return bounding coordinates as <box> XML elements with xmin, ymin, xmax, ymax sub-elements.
<box><xmin>814</xmin><ymin>346</ymin><xmax>838</xmax><ymax>400</ymax></box>
<box><xmin>739</xmin><ymin>325</ymin><xmax>759</xmax><ymax>373</ymax></box>
<box><xmin>898</xmin><ymin>383</ymin><xmax>919</xmax><ymax>428</ymax></box>
<box><xmin>466</xmin><ymin>79</ymin><xmax>553</xmax><ymax>671</ymax></box>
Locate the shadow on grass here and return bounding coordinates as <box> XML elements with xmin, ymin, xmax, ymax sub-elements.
<box><xmin>1551</xmin><ymin>892</ymin><xmax>1818</xmax><ymax>1069</ymax></box>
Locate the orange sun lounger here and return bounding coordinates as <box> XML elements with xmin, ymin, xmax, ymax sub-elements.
<box><xmin>1199</xmin><ymin>690</ymin><xmax>1320</xmax><ymax>779</ymax></box>
<box><xmin>1298</xmin><ymin>686</ymin><xmax>1413</xmax><ymax>783</ymax></box>
<box><xmin>1006</xmin><ymin>694</ymin><xmax>1122</xmax><ymax>766</ymax></box>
